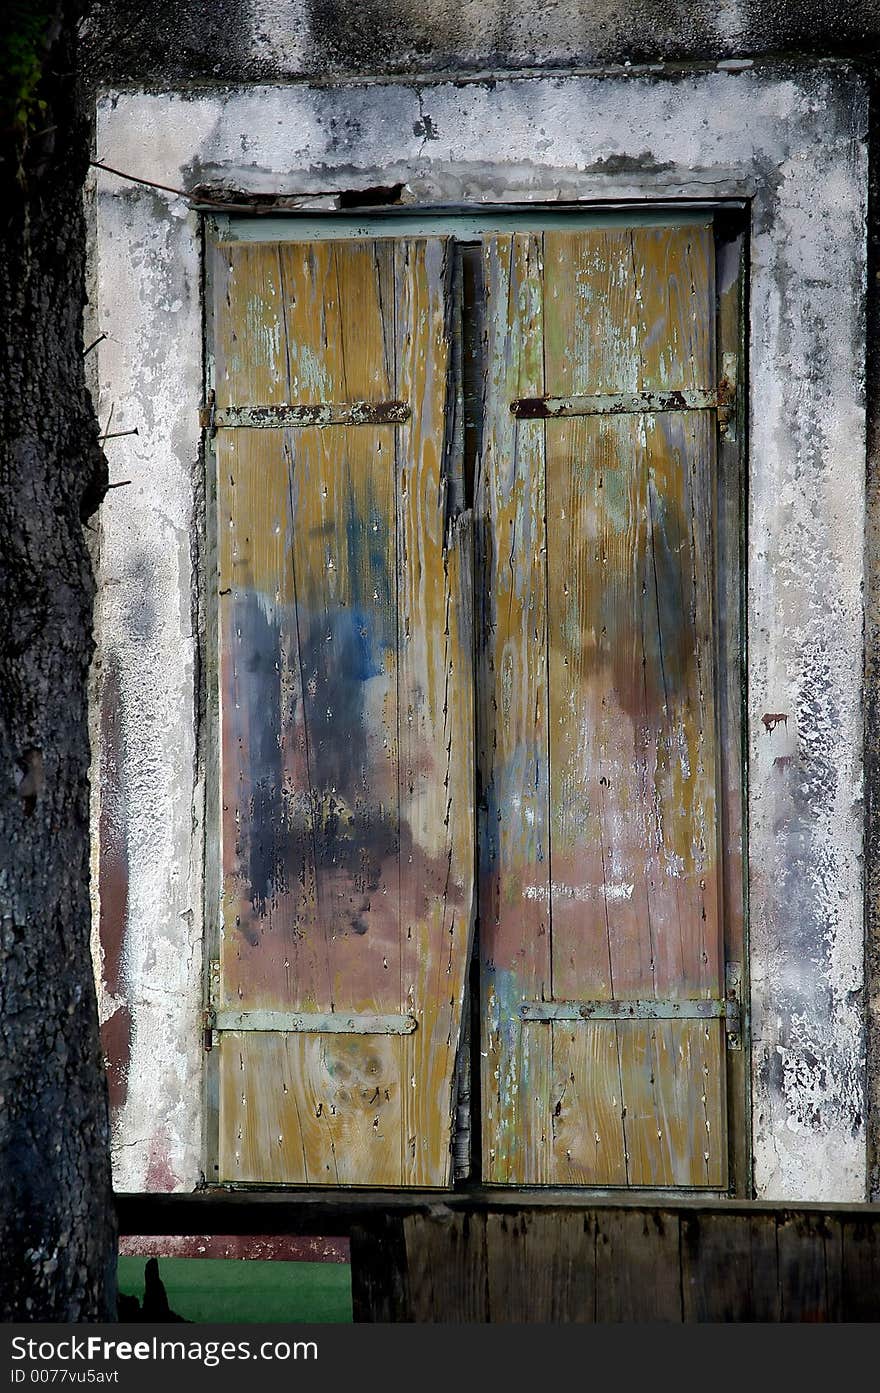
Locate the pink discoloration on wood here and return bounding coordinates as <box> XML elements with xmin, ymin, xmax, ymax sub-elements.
<box><xmin>119</xmin><ymin>1234</ymin><xmax>350</xmax><ymax>1262</ymax></box>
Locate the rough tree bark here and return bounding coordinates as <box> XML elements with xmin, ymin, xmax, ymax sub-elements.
<box><xmin>0</xmin><ymin>1</ymin><xmax>115</xmax><ymax>1319</ymax></box>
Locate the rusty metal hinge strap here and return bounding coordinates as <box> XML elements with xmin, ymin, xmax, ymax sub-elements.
<box><xmin>725</xmin><ymin>961</ymin><xmax>743</xmax><ymax>1050</ymax></box>
<box><xmin>521</xmin><ymin>999</ymin><xmax>726</xmax><ymax>1022</ymax></box>
<box><xmin>211</xmin><ymin>1009</ymin><xmax>417</xmax><ymax>1035</ymax></box>
<box><xmin>511</xmin><ymin>387</ymin><xmax>734</xmax><ymax>419</ymax></box>
<box><xmin>200</xmin><ymin>399</ymin><xmax>411</xmax><ymax>430</ymax></box>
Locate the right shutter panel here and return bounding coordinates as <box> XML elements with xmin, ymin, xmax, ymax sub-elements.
<box><xmin>479</xmin><ymin>224</ymin><xmax>727</xmax><ymax>1187</ymax></box>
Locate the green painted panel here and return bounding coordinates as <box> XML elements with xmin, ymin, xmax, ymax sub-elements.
<box><xmin>212</xmin><ymin>209</ymin><xmax>715</xmax><ymax>243</ymax></box>
<box><xmin>117</xmin><ymin>1256</ymin><xmax>353</xmax><ymax>1324</ymax></box>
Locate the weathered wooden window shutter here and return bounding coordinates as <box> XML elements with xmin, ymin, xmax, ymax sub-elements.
<box><xmin>206</xmin><ymin>218</ymin><xmax>740</xmax><ymax>1192</ymax></box>
<box><xmin>208</xmin><ymin>238</ymin><xmax>475</xmax><ymax>1186</ymax></box>
<box><xmin>478</xmin><ymin>226</ymin><xmax>728</xmax><ymax>1187</ymax></box>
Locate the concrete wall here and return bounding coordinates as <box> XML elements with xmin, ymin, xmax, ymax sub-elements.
<box><xmin>88</xmin><ymin>179</ymin><xmax>204</xmax><ymax>1190</ymax></box>
<box><xmin>81</xmin><ymin>0</ymin><xmax>880</xmax><ymax>83</ymax></box>
<box><xmin>88</xmin><ymin>62</ymin><xmax>870</xmax><ymax>1199</ymax></box>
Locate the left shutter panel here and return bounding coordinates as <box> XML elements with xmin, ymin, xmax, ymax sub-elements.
<box><xmin>208</xmin><ymin>236</ymin><xmax>474</xmax><ymax>1186</ymax></box>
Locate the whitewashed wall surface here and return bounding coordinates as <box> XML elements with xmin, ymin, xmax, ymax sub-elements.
<box><xmin>89</xmin><ymin>66</ymin><xmax>868</xmax><ymax>1199</ymax></box>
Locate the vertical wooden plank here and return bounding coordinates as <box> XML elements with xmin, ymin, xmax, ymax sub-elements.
<box><xmin>280</xmin><ymin>243</ymin><xmax>399</xmax><ymax>1020</ymax></box>
<box><xmin>213</xmin><ymin>242</ymin><xmax>287</xmax><ymax>407</ymax></box>
<box><xmin>542</xmin><ymin>229</ymin><xmax>721</xmax><ymax>1012</ymax></box>
<box><xmin>403</xmin><ymin>1213</ymin><xmax>488</xmax><ymax>1322</ymax></box>
<box><xmin>841</xmin><ymin>1216</ymin><xmax>880</xmax><ymax>1320</ymax></box>
<box><xmin>539</xmin><ymin>1021</ymin><xmax>626</xmax><ymax>1185</ymax></box>
<box><xmin>350</xmin><ymin>1216</ymin><xmax>410</xmax><ymax>1322</ymax></box>
<box><xmin>395</xmin><ymin>240</ymin><xmax>475</xmax><ymax>1187</ymax></box>
<box><xmin>486</xmin><ymin>1211</ymin><xmax>596</xmax><ymax>1321</ymax></box>
<box><xmin>479</xmin><ymin>234</ymin><xmax>551</xmax><ymax>1184</ymax></box>
<box><xmin>594</xmin><ymin>1208</ymin><xmax>683</xmax><ymax>1321</ymax></box>
<box><xmin>542</xmin><ymin>229</ymin><xmax>643</xmax><ymax>1029</ymax></box>
<box><xmin>777</xmin><ymin>1212</ymin><xmax>843</xmax><ymax>1322</ymax></box>
<box><xmin>219</xmin><ymin>1031</ymin><xmax>405</xmax><ymax>1185</ymax></box>
<box><xmin>630</xmin><ymin>225</ymin><xmax>715</xmax><ymax>393</ymax></box>
<box><xmin>680</xmin><ymin>1211</ymin><xmax>780</xmax><ymax>1320</ymax></box>
<box><xmin>216</xmin><ymin>427</ymin><xmax>309</xmax><ymax>1008</ymax></box>
<box><xmin>715</xmin><ymin>221</ymin><xmax>749</xmax><ymax>1194</ymax></box>
<box><xmin>619</xmin><ymin>1021</ymin><xmax>725</xmax><ymax>1189</ymax></box>
<box><xmin>285</xmin><ymin>419</ymin><xmax>401</xmax><ymax>1010</ymax></box>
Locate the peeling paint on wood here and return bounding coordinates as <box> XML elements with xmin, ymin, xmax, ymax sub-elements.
<box><xmin>211</xmin><ymin>236</ymin><xmax>474</xmax><ymax>1186</ymax></box>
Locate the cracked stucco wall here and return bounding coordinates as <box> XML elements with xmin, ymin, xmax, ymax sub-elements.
<box><xmin>89</xmin><ymin>185</ymin><xmax>204</xmax><ymax>1191</ymax></box>
<box><xmin>89</xmin><ymin>65</ymin><xmax>868</xmax><ymax>1199</ymax></box>
<box><xmin>80</xmin><ymin>0</ymin><xmax>880</xmax><ymax>85</ymax></box>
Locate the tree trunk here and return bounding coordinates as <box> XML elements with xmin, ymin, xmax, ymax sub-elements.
<box><xmin>0</xmin><ymin>1</ymin><xmax>115</xmax><ymax>1320</ymax></box>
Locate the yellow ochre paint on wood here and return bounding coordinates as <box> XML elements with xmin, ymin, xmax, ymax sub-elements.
<box><xmin>477</xmin><ymin>234</ymin><xmax>552</xmax><ymax>1185</ymax></box>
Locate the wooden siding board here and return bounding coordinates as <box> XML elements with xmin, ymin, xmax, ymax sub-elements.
<box><xmin>543</xmin><ymin>1021</ymin><xmax>627</xmax><ymax>1185</ymax></box>
<box><xmin>594</xmin><ymin>1208</ymin><xmax>683</xmax><ymax>1321</ymax></box>
<box><xmin>349</xmin><ymin>1216</ymin><xmax>410</xmax><ymax>1322</ymax></box>
<box><xmin>219</xmin><ymin>1032</ymin><xmax>404</xmax><ymax>1185</ymax></box>
<box><xmin>290</xmin><ymin>422</ymin><xmax>400</xmax><ymax>1011</ymax></box>
<box><xmin>216</xmin><ymin>427</ymin><xmax>322</xmax><ymax>1014</ymax></box>
<box><xmin>485</xmin><ymin>1211</ymin><xmax>596</xmax><ymax>1321</ymax></box>
<box><xmin>777</xmin><ymin>1212</ymin><xmax>844</xmax><ymax>1323</ymax></box>
<box><xmin>118</xmin><ymin>1193</ymin><xmax>880</xmax><ymax>1322</ymax></box>
<box><xmin>212</xmin><ymin>236</ymin><xmax>472</xmax><ymax>1186</ymax></box>
<box><xmin>680</xmin><ymin>1211</ymin><xmax>781</xmax><ymax>1320</ymax></box>
<box><xmin>619</xmin><ymin>1020</ymin><xmax>725</xmax><ymax>1189</ymax></box>
<box><xmin>403</xmin><ymin>1212</ymin><xmax>489</xmax><ymax>1323</ymax></box>
<box><xmin>213</xmin><ymin>243</ymin><xmax>285</xmax><ymax>407</ymax></box>
<box><xmin>841</xmin><ymin>1218</ymin><xmax>880</xmax><ymax>1320</ymax></box>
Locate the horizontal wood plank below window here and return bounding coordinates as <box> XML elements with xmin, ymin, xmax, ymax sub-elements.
<box><xmin>212</xmin><ymin>1009</ymin><xmax>418</xmax><ymax>1034</ymax></box>
<box><xmin>116</xmin><ymin>1191</ymin><xmax>880</xmax><ymax>1238</ymax></box>
<box><xmin>520</xmin><ymin>999</ymin><xmax>725</xmax><ymax>1021</ymax></box>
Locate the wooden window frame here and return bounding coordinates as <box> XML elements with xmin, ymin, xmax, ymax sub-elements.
<box><xmin>200</xmin><ymin>204</ymin><xmax>751</xmax><ymax>1197</ymax></box>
